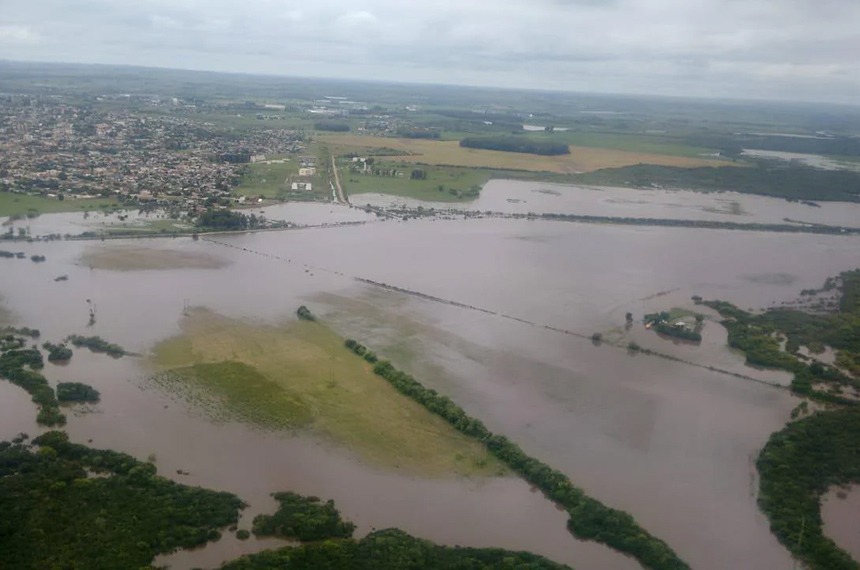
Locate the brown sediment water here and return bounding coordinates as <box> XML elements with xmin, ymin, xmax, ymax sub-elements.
<box><xmin>821</xmin><ymin>484</ymin><xmax>860</xmax><ymax>563</ymax></box>
<box><xmin>3</xmin><ymin>206</ymin><xmax>860</xmax><ymax>569</ymax></box>
<box><xmin>356</xmin><ymin>179</ymin><xmax>860</xmax><ymax>228</ymax></box>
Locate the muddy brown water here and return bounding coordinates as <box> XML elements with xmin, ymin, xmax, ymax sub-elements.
<box><xmin>822</xmin><ymin>484</ymin><xmax>860</xmax><ymax>562</ymax></box>
<box><xmin>356</xmin><ymin>179</ymin><xmax>860</xmax><ymax>228</ymax></box>
<box><xmin>3</xmin><ymin>208</ymin><xmax>860</xmax><ymax>569</ymax></box>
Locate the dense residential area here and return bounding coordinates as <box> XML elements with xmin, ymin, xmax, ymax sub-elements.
<box><xmin>0</xmin><ymin>95</ymin><xmax>305</xmax><ymax>215</ymax></box>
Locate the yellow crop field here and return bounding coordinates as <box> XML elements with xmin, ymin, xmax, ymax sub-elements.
<box><xmin>319</xmin><ymin>134</ymin><xmax>736</xmax><ymax>173</ymax></box>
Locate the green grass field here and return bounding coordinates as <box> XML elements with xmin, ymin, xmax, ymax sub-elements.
<box><xmin>151</xmin><ymin>309</ymin><xmax>503</xmax><ymax>477</ymax></box>
<box><xmin>0</xmin><ymin>192</ymin><xmax>121</xmax><ymax>217</ymax></box>
<box><xmin>235</xmin><ymin>159</ymin><xmax>299</xmax><ymax>199</ymax></box>
<box><xmin>340</xmin><ymin>161</ymin><xmax>490</xmax><ymax>202</ymax></box>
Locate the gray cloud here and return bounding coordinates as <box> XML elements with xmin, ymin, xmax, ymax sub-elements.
<box><xmin>1</xmin><ymin>0</ymin><xmax>858</xmax><ymax>104</ymax></box>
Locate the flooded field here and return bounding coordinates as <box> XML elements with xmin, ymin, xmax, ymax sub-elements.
<box><xmin>3</xmin><ymin>206</ymin><xmax>860</xmax><ymax>569</ymax></box>
<box><xmin>356</xmin><ymin>178</ymin><xmax>860</xmax><ymax>228</ymax></box>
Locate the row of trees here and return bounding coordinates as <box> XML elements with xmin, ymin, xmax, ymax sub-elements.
<box><xmin>533</xmin><ymin>211</ymin><xmax>860</xmax><ymax>235</ymax></box>
<box><xmin>66</xmin><ymin>334</ymin><xmax>126</xmax><ymax>358</ymax></box>
<box><xmin>343</xmin><ymin>338</ymin><xmax>690</xmax><ymax>570</ymax></box>
<box><xmin>196</xmin><ymin>209</ymin><xmax>264</xmax><ymax>231</ymax></box>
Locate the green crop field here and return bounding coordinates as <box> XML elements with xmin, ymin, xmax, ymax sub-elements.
<box><xmin>340</xmin><ymin>161</ymin><xmax>490</xmax><ymax>202</ymax></box>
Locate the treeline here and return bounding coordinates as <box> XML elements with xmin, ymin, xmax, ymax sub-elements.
<box><xmin>197</xmin><ymin>209</ymin><xmax>265</xmax><ymax>231</ymax></box>
<box><xmin>315</xmin><ymin>122</ymin><xmax>350</xmax><ymax>132</ymax></box>
<box><xmin>531</xmin><ymin>212</ymin><xmax>860</xmax><ymax>235</ymax></box>
<box><xmin>433</xmin><ymin>109</ymin><xmax>524</xmax><ymax>128</ymax></box>
<box><xmin>223</xmin><ymin>528</ymin><xmax>570</xmax><ymax>570</ymax></box>
<box><xmin>0</xmin><ymin>250</ymin><xmax>26</xmax><ymax>259</ymax></box>
<box><xmin>66</xmin><ymin>334</ymin><xmax>126</xmax><ymax>358</ymax></box>
<box><xmin>396</xmin><ymin>128</ymin><xmax>441</xmax><ymax>139</ymax></box>
<box><xmin>252</xmin><ymin>492</ymin><xmax>356</xmax><ymax>541</ymax></box>
<box><xmin>757</xmin><ymin>408</ymin><xmax>860</xmax><ymax>570</ymax></box>
<box><xmin>575</xmin><ymin>163</ymin><xmax>860</xmax><ymax>202</ymax></box>
<box><xmin>460</xmin><ymin>136</ymin><xmax>570</xmax><ymax>156</ymax></box>
<box><xmin>1</xmin><ymin>326</ymin><xmax>40</xmax><ymax>338</ymax></box>
<box><xmin>0</xmin><ymin>345</ymin><xmax>65</xmax><ymax>426</ymax></box>
<box><xmin>0</xmin><ymin>431</ymin><xmax>245</xmax><ymax>569</ymax></box>
<box><xmin>343</xmin><ymin>338</ymin><xmax>689</xmax><ymax>570</ymax></box>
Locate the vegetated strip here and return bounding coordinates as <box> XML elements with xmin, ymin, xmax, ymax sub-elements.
<box><xmin>66</xmin><ymin>334</ymin><xmax>127</xmax><ymax>358</ymax></box>
<box><xmin>342</xmin><ymin>337</ymin><xmax>690</xmax><ymax>570</ymax></box>
<box><xmin>224</xmin><ymin>528</ymin><xmax>571</xmax><ymax>570</ymax></box>
<box><xmin>383</xmin><ymin>208</ymin><xmax>860</xmax><ymax>236</ymax></box>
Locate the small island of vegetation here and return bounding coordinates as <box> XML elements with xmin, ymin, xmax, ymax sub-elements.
<box><xmin>296</xmin><ymin>305</ymin><xmax>316</xmax><ymax>321</ymax></box>
<box><xmin>644</xmin><ymin>310</ymin><xmax>703</xmax><ymax>343</ymax></box>
<box><xmin>43</xmin><ymin>341</ymin><xmax>73</xmax><ymax>362</ymax></box>
<box><xmin>252</xmin><ymin>492</ymin><xmax>356</xmax><ymax>541</ymax></box>
<box><xmin>57</xmin><ymin>382</ymin><xmax>100</xmax><ymax>403</ymax></box>
<box><xmin>66</xmin><ymin>334</ymin><xmax>126</xmax><ymax>358</ymax></box>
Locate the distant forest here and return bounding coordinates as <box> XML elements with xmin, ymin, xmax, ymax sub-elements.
<box><xmin>460</xmin><ymin>136</ymin><xmax>570</xmax><ymax>156</ymax></box>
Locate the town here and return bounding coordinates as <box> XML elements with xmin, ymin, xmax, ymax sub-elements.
<box><xmin>0</xmin><ymin>94</ymin><xmax>309</xmax><ymax>220</ymax></box>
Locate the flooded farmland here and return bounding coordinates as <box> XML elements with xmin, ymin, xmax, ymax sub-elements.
<box><xmin>3</xmin><ymin>198</ymin><xmax>860</xmax><ymax>569</ymax></box>
<box><xmin>356</xmin><ymin>178</ymin><xmax>860</xmax><ymax>229</ymax></box>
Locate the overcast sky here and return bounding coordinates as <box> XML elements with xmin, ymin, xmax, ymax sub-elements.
<box><xmin>1</xmin><ymin>0</ymin><xmax>859</xmax><ymax>104</ymax></box>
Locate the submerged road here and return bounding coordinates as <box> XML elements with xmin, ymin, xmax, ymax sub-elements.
<box><xmin>331</xmin><ymin>155</ymin><xmax>348</xmax><ymax>204</ymax></box>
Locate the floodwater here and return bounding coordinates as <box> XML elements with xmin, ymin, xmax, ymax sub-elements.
<box><xmin>3</xmin><ymin>205</ymin><xmax>860</xmax><ymax>569</ymax></box>
<box><xmin>354</xmin><ymin>178</ymin><xmax>860</xmax><ymax>228</ymax></box>
<box><xmin>822</xmin><ymin>484</ymin><xmax>860</xmax><ymax>562</ymax></box>
<box><xmin>741</xmin><ymin>149</ymin><xmax>860</xmax><ymax>172</ymax></box>
<box><xmin>0</xmin><ymin>201</ymin><xmax>377</xmax><ymax>241</ymax></box>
